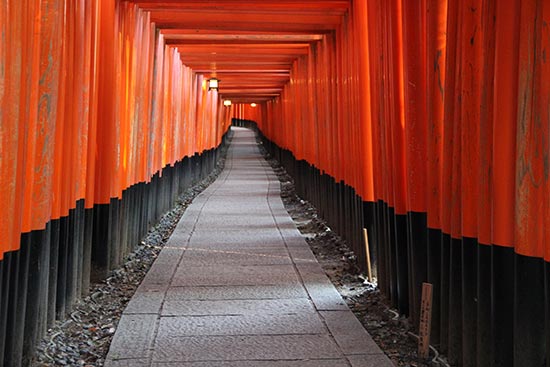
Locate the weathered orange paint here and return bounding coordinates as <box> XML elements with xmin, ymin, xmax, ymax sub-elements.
<box><xmin>542</xmin><ymin>1</ymin><xmax>550</xmax><ymax>262</ymax></box>
<box><xmin>249</xmin><ymin>0</ymin><xmax>550</xmax><ymax>261</ymax></box>
<box><xmin>354</xmin><ymin>0</ymin><xmax>374</xmax><ymax>202</ymax></box>
<box><xmin>458</xmin><ymin>0</ymin><xmax>483</xmax><ymax>239</ymax></box>
<box><xmin>440</xmin><ymin>0</ymin><xmax>459</xmax><ymax>237</ymax></box>
<box><xmin>492</xmin><ymin>0</ymin><xmax>520</xmax><ymax>248</ymax></box>
<box><xmin>515</xmin><ymin>0</ymin><xmax>546</xmax><ymax>259</ymax></box>
<box><xmin>389</xmin><ymin>0</ymin><xmax>407</xmax><ymax>216</ymax></box>
<box><xmin>2</xmin><ymin>0</ymin><xmax>550</xmax><ymax>269</ymax></box>
<box><xmin>402</xmin><ymin>0</ymin><xmax>428</xmax><ymax>215</ymax></box>
<box><xmin>477</xmin><ymin>0</ymin><xmax>495</xmax><ymax>246</ymax></box>
<box><xmin>426</xmin><ymin>0</ymin><xmax>447</xmax><ymax>231</ymax></box>
<box><xmin>0</xmin><ymin>0</ymin><xmax>229</xmax><ymax>260</ymax></box>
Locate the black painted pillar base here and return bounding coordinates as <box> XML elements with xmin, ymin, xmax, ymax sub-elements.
<box><xmin>22</xmin><ymin>226</ymin><xmax>51</xmax><ymax>365</ymax></box>
<box><xmin>477</xmin><ymin>244</ymin><xmax>492</xmax><ymax>367</ymax></box>
<box><xmin>492</xmin><ymin>246</ymin><xmax>514</xmax><ymax>367</ymax></box>
<box><xmin>4</xmin><ymin>238</ymin><xmax>30</xmax><ymax>367</ymax></box>
<box><xmin>514</xmin><ymin>254</ymin><xmax>545</xmax><ymax>367</ymax></box>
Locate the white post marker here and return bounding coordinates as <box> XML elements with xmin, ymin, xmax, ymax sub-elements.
<box><xmin>418</xmin><ymin>282</ymin><xmax>433</xmax><ymax>359</ymax></box>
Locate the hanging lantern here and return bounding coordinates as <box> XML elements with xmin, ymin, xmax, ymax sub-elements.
<box><xmin>208</xmin><ymin>78</ymin><xmax>219</xmax><ymax>91</ymax></box>
<box><xmin>223</xmin><ymin>100</ymin><xmax>232</xmax><ymax>107</ymax></box>
<box><xmin>250</xmin><ymin>103</ymin><xmax>257</xmax><ymax>107</ymax></box>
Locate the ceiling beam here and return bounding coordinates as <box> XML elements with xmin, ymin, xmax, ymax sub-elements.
<box><xmin>129</xmin><ymin>0</ymin><xmax>349</xmax><ymax>101</ymax></box>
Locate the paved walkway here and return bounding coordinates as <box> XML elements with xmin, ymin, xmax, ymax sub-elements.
<box><xmin>105</xmin><ymin>127</ymin><xmax>393</xmax><ymax>367</ymax></box>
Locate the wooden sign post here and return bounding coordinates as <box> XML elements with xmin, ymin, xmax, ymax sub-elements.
<box><xmin>362</xmin><ymin>228</ymin><xmax>373</xmax><ymax>282</ymax></box>
<box><xmin>418</xmin><ymin>282</ymin><xmax>433</xmax><ymax>359</ymax></box>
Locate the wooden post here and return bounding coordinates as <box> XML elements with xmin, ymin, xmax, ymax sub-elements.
<box><xmin>362</xmin><ymin>228</ymin><xmax>373</xmax><ymax>282</ymax></box>
<box><xmin>418</xmin><ymin>282</ymin><xmax>433</xmax><ymax>359</ymax></box>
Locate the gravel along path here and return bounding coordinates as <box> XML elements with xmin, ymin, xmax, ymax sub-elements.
<box><xmin>32</xmin><ymin>134</ymin><xmax>449</xmax><ymax>367</ymax></box>
<box><xmin>259</xmin><ymin>141</ymin><xmax>450</xmax><ymax>367</ymax></box>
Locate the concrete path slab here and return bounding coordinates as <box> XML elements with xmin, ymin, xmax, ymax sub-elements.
<box><xmin>105</xmin><ymin>127</ymin><xmax>393</xmax><ymax>367</ymax></box>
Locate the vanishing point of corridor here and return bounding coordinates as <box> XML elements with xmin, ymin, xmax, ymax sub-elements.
<box><xmin>2</xmin><ymin>0</ymin><xmax>550</xmax><ymax>366</ymax></box>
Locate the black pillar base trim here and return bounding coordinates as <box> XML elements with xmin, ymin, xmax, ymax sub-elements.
<box><xmin>248</xmin><ymin>124</ymin><xmax>550</xmax><ymax>367</ymax></box>
<box><xmin>0</xmin><ymin>128</ymin><xmax>232</xmax><ymax>366</ymax></box>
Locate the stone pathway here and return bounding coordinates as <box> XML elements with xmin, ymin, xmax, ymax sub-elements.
<box><xmin>105</xmin><ymin>127</ymin><xmax>393</xmax><ymax>367</ymax></box>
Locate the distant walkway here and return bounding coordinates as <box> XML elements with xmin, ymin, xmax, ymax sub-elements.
<box><xmin>105</xmin><ymin>127</ymin><xmax>393</xmax><ymax>367</ymax></box>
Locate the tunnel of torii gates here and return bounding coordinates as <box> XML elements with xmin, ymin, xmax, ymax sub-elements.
<box><xmin>0</xmin><ymin>0</ymin><xmax>549</xmax><ymax>366</ymax></box>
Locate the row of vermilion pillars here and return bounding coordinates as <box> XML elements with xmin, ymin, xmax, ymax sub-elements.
<box><xmin>0</xmin><ymin>0</ymin><xmax>230</xmax><ymax>278</ymax></box>
<box><xmin>0</xmin><ymin>1</ymin><xmax>231</xmax><ymax>365</ymax></box>
<box><xmin>250</xmin><ymin>0</ymin><xmax>550</xmax><ymax>366</ymax></box>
